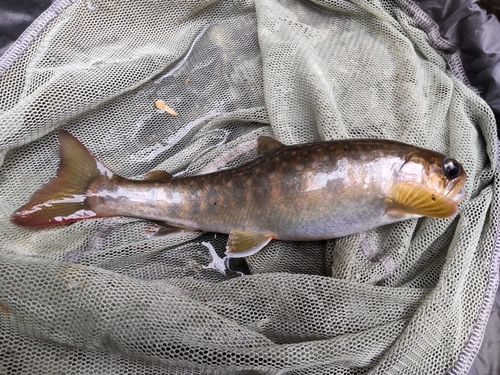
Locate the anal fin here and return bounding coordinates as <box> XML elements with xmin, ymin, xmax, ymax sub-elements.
<box><xmin>225</xmin><ymin>230</ymin><xmax>273</xmax><ymax>258</ymax></box>
<box><xmin>144</xmin><ymin>220</ymin><xmax>199</xmax><ymax>237</ymax></box>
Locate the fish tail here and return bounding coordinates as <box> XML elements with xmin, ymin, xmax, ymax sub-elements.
<box><xmin>10</xmin><ymin>130</ymin><xmax>114</xmax><ymax>227</ymax></box>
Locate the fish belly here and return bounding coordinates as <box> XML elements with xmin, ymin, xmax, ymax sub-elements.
<box><xmin>245</xmin><ymin>184</ymin><xmax>393</xmax><ymax>240</ymax></box>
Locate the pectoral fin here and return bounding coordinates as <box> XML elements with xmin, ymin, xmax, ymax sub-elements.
<box><xmin>386</xmin><ymin>182</ymin><xmax>458</xmax><ymax>219</ymax></box>
<box><xmin>225</xmin><ymin>230</ymin><xmax>273</xmax><ymax>258</ymax></box>
<box><xmin>145</xmin><ymin>170</ymin><xmax>172</xmax><ymax>182</ymax></box>
<box><xmin>257</xmin><ymin>136</ymin><xmax>283</xmax><ymax>155</ymax></box>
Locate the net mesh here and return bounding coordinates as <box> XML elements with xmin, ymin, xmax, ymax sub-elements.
<box><xmin>0</xmin><ymin>0</ymin><xmax>498</xmax><ymax>374</ymax></box>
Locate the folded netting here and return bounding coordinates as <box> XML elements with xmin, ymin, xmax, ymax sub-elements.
<box><xmin>0</xmin><ymin>0</ymin><xmax>498</xmax><ymax>374</ymax></box>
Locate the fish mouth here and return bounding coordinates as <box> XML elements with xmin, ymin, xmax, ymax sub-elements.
<box><xmin>444</xmin><ymin>177</ymin><xmax>467</xmax><ymax>203</ymax></box>
<box><xmin>451</xmin><ymin>187</ymin><xmax>466</xmax><ymax>202</ymax></box>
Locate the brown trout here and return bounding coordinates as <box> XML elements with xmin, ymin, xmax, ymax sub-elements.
<box><xmin>11</xmin><ymin>130</ymin><xmax>467</xmax><ymax>257</ymax></box>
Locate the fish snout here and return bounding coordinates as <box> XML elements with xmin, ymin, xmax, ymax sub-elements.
<box><xmin>443</xmin><ymin>175</ymin><xmax>467</xmax><ymax>203</ymax></box>
<box><xmin>451</xmin><ymin>187</ymin><xmax>466</xmax><ymax>203</ymax></box>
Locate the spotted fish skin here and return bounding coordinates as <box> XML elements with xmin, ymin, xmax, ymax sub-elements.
<box><xmin>11</xmin><ymin>131</ymin><xmax>467</xmax><ymax>257</ymax></box>
<box><xmin>90</xmin><ymin>141</ymin><xmax>399</xmax><ymax>238</ymax></box>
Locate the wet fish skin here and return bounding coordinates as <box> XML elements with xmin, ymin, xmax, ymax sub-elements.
<box><xmin>90</xmin><ymin>142</ymin><xmax>400</xmax><ymax>237</ymax></box>
<box><xmin>11</xmin><ymin>131</ymin><xmax>467</xmax><ymax>257</ymax></box>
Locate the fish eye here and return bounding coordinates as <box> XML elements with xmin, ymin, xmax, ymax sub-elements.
<box><xmin>443</xmin><ymin>157</ymin><xmax>461</xmax><ymax>179</ymax></box>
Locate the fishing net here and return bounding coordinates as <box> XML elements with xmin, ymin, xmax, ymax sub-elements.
<box><xmin>0</xmin><ymin>0</ymin><xmax>498</xmax><ymax>374</ymax></box>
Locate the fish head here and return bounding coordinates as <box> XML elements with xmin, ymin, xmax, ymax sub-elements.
<box><xmin>387</xmin><ymin>150</ymin><xmax>467</xmax><ymax>219</ymax></box>
<box><xmin>424</xmin><ymin>154</ymin><xmax>467</xmax><ymax>202</ymax></box>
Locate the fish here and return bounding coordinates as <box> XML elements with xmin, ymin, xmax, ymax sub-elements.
<box><xmin>11</xmin><ymin>130</ymin><xmax>467</xmax><ymax>258</ymax></box>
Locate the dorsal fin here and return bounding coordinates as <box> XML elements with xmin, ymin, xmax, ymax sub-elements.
<box><xmin>144</xmin><ymin>170</ymin><xmax>172</xmax><ymax>182</ymax></box>
<box><xmin>256</xmin><ymin>136</ymin><xmax>284</xmax><ymax>155</ymax></box>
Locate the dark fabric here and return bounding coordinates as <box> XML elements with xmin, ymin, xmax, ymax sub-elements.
<box><xmin>478</xmin><ymin>0</ymin><xmax>500</xmax><ymax>20</ymax></box>
<box><xmin>0</xmin><ymin>0</ymin><xmax>54</xmax><ymax>56</ymax></box>
<box><xmin>413</xmin><ymin>0</ymin><xmax>500</xmax><ymax>131</ymax></box>
<box><xmin>409</xmin><ymin>1</ymin><xmax>500</xmax><ymax>369</ymax></box>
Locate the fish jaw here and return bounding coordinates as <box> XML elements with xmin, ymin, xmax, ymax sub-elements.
<box><xmin>444</xmin><ymin>175</ymin><xmax>467</xmax><ymax>202</ymax></box>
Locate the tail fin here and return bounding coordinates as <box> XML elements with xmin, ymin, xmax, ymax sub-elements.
<box><xmin>11</xmin><ymin>130</ymin><xmax>114</xmax><ymax>227</ymax></box>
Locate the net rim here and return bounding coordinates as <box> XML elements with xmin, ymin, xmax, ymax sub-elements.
<box><xmin>0</xmin><ymin>0</ymin><xmax>78</xmax><ymax>76</ymax></box>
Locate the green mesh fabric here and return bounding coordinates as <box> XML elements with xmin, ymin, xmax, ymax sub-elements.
<box><xmin>0</xmin><ymin>0</ymin><xmax>498</xmax><ymax>374</ymax></box>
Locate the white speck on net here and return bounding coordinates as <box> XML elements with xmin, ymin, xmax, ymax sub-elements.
<box><xmin>86</xmin><ymin>0</ymin><xmax>97</xmax><ymax>11</ymax></box>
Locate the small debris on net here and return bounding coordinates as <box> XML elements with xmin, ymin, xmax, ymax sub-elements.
<box><xmin>185</xmin><ymin>76</ymin><xmax>191</xmax><ymax>84</ymax></box>
<box><xmin>154</xmin><ymin>100</ymin><xmax>178</xmax><ymax>116</ymax></box>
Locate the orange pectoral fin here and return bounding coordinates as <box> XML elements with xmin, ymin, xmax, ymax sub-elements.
<box><xmin>386</xmin><ymin>182</ymin><xmax>459</xmax><ymax>219</ymax></box>
<box><xmin>225</xmin><ymin>230</ymin><xmax>273</xmax><ymax>258</ymax></box>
